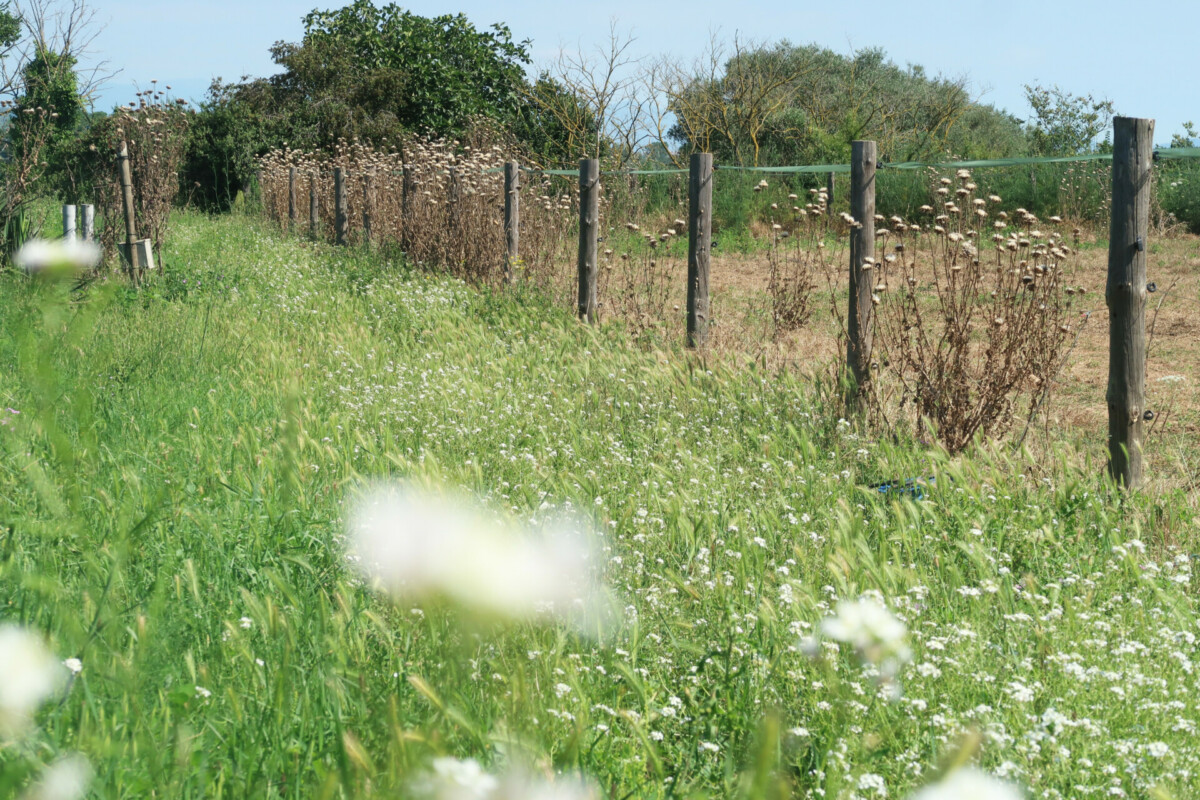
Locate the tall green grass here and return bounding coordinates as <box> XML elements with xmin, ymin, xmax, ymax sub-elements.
<box><xmin>1</xmin><ymin>212</ymin><xmax>1197</xmax><ymax>799</ymax></box>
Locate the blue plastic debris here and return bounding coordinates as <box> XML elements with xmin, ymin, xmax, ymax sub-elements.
<box><xmin>869</xmin><ymin>476</ymin><xmax>935</xmax><ymax>501</ymax></box>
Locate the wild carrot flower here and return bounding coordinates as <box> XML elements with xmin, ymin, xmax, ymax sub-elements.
<box><xmin>811</xmin><ymin>596</ymin><xmax>912</xmax><ymax>678</ymax></box>
<box><xmin>347</xmin><ymin>483</ymin><xmax>610</xmax><ymax>630</ymax></box>
<box><xmin>0</xmin><ymin>625</ymin><xmax>65</xmax><ymax>740</ymax></box>
<box><xmin>907</xmin><ymin>768</ymin><xmax>1022</xmax><ymax>800</ymax></box>
<box><xmin>23</xmin><ymin>753</ymin><xmax>92</xmax><ymax>800</ymax></box>
<box><xmin>418</xmin><ymin>757</ymin><xmax>597</xmax><ymax>800</ymax></box>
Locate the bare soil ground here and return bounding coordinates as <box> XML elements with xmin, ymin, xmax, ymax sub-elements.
<box><xmin>631</xmin><ymin>232</ymin><xmax>1200</xmax><ymax>496</ymax></box>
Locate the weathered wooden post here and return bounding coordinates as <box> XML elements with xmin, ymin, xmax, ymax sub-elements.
<box><xmin>826</xmin><ymin>171</ymin><xmax>836</xmax><ymax>215</ymax></box>
<box><xmin>81</xmin><ymin>205</ymin><xmax>94</xmax><ymax>242</ymax></box>
<box><xmin>687</xmin><ymin>152</ymin><xmax>713</xmax><ymax>348</ymax></box>
<box><xmin>62</xmin><ymin>205</ymin><xmax>76</xmax><ymax>240</ymax></box>
<box><xmin>846</xmin><ymin>140</ymin><xmax>877</xmax><ymax>407</ymax></box>
<box><xmin>118</xmin><ymin>141</ymin><xmax>140</xmax><ymax>283</ymax></box>
<box><xmin>288</xmin><ymin>166</ymin><xmax>298</xmax><ymax>230</ymax></box>
<box><xmin>1106</xmin><ymin>116</ymin><xmax>1154</xmax><ymax>490</ymax></box>
<box><xmin>577</xmin><ymin>158</ymin><xmax>600</xmax><ymax>323</ymax></box>
<box><xmin>309</xmin><ymin>170</ymin><xmax>319</xmax><ymax>238</ymax></box>
<box><xmin>334</xmin><ymin>167</ymin><xmax>348</xmax><ymax>246</ymax></box>
<box><xmin>503</xmin><ymin>160</ymin><xmax>519</xmax><ymax>283</ymax></box>
<box><xmin>363</xmin><ymin>168</ymin><xmax>374</xmax><ymax>245</ymax></box>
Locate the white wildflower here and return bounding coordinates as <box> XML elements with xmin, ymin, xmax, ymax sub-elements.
<box><xmin>908</xmin><ymin>768</ymin><xmax>1023</xmax><ymax>800</ymax></box>
<box><xmin>858</xmin><ymin>773</ymin><xmax>887</xmax><ymax>794</ymax></box>
<box><xmin>1146</xmin><ymin>741</ymin><xmax>1170</xmax><ymax>758</ymax></box>
<box><xmin>816</xmin><ymin>597</ymin><xmax>912</xmax><ymax>676</ymax></box>
<box><xmin>23</xmin><ymin>753</ymin><xmax>92</xmax><ymax>800</ymax></box>
<box><xmin>428</xmin><ymin>757</ymin><xmax>498</xmax><ymax>799</ymax></box>
<box><xmin>348</xmin><ymin>483</ymin><xmax>611</xmax><ymax>631</ymax></box>
<box><xmin>0</xmin><ymin>625</ymin><xmax>65</xmax><ymax>740</ymax></box>
<box><xmin>1006</xmin><ymin>681</ymin><xmax>1034</xmax><ymax>703</ymax></box>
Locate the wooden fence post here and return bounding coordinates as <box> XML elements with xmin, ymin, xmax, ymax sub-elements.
<box><xmin>687</xmin><ymin>152</ymin><xmax>713</xmax><ymax>348</ymax></box>
<box><xmin>81</xmin><ymin>204</ymin><xmax>94</xmax><ymax>242</ymax></box>
<box><xmin>363</xmin><ymin>168</ymin><xmax>374</xmax><ymax>245</ymax></box>
<box><xmin>846</xmin><ymin>140</ymin><xmax>877</xmax><ymax>406</ymax></box>
<box><xmin>334</xmin><ymin>167</ymin><xmax>348</xmax><ymax>246</ymax></box>
<box><xmin>62</xmin><ymin>205</ymin><xmax>76</xmax><ymax>240</ymax></box>
<box><xmin>504</xmin><ymin>160</ymin><xmax>519</xmax><ymax>283</ymax></box>
<box><xmin>577</xmin><ymin>158</ymin><xmax>600</xmax><ymax>323</ymax></box>
<box><xmin>118</xmin><ymin>141</ymin><xmax>140</xmax><ymax>283</ymax></box>
<box><xmin>309</xmin><ymin>170</ymin><xmax>319</xmax><ymax>238</ymax></box>
<box><xmin>826</xmin><ymin>171</ymin><xmax>835</xmax><ymax>215</ymax></box>
<box><xmin>288</xmin><ymin>167</ymin><xmax>297</xmax><ymax>229</ymax></box>
<box><xmin>1106</xmin><ymin>116</ymin><xmax>1154</xmax><ymax>490</ymax></box>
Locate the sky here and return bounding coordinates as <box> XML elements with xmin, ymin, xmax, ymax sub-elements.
<box><xmin>86</xmin><ymin>0</ymin><xmax>1197</xmax><ymax>146</ymax></box>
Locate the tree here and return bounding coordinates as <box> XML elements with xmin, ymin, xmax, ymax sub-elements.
<box><xmin>185</xmin><ymin>2</ymin><xmax>553</xmax><ymax>207</ymax></box>
<box><xmin>12</xmin><ymin>46</ymin><xmax>83</xmax><ymax>195</ymax></box>
<box><xmin>523</xmin><ymin>24</ymin><xmax>650</xmax><ymax>168</ymax></box>
<box><xmin>1169</xmin><ymin>121</ymin><xmax>1196</xmax><ymax>149</ymax></box>
<box><xmin>0</xmin><ymin>1</ymin><xmax>104</xmax><ymax>255</ymax></box>
<box><xmin>1023</xmin><ymin>84</ymin><xmax>1115</xmax><ymax>156</ymax></box>
<box><xmin>662</xmin><ymin>41</ymin><xmax>1016</xmax><ymax>167</ymax></box>
<box><xmin>264</xmin><ymin>0</ymin><xmax>531</xmax><ymax>144</ymax></box>
<box><xmin>183</xmin><ymin>79</ymin><xmax>277</xmax><ymax>211</ymax></box>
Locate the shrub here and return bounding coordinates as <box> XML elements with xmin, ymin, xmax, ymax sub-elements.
<box><xmin>872</xmin><ymin>169</ymin><xmax>1082</xmax><ymax>452</ymax></box>
<box><xmin>79</xmin><ymin>90</ymin><xmax>191</xmax><ymax>264</ymax></box>
<box><xmin>765</xmin><ymin>186</ymin><xmax>829</xmax><ymax>335</ymax></box>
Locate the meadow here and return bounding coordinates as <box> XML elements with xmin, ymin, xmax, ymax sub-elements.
<box><xmin>2</xmin><ymin>209</ymin><xmax>1200</xmax><ymax>799</ymax></box>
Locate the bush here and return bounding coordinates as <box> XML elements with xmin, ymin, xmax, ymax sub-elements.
<box><xmin>77</xmin><ymin>91</ymin><xmax>190</xmax><ymax>264</ymax></box>
<box><xmin>872</xmin><ymin>169</ymin><xmax>1083</xmax><ymax>452</ymax></box>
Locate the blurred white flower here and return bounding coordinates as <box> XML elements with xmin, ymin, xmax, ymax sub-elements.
<box><xmin>0</xmin><ymin>625</ymin><xmax>66</xmax><ymax>740</ymax></box>
<box><xmin>21</xmin><ymin>753</ymin><xmax>92</xmax><ymax>800</ymax></box>
<box><xmin>347</xmin><ymin>483</ymin><xmax>611</xmax><ymax>631</ymax></box>
<box><xmin>1146</xmin><ymin>741</ymin><xmax>1170</xmax><ymax>758</ymax></box>
<box><xmin>14</xmin><ymin>239</ymin><xmax>101</xmax><ymax>277</ymax></box>
<box><xmin>62</xmin><ymin>658</ymin><xmax>82</xmax><ymax>675</ymax></box>
<box><xmin>818</xmin><ymin>597</ymin><xmax>912</xmax><ymax>677</ymax></box>
<box><xmin>428</xmin><ymin>757</ymin><xmax>498</xmax><ymax>800</ymax></box>
<box><xmin>419</xmin><ymin>758</ymin><xmax>597</xmax><ymax>800</ymax></box>
<box><xmin>908</xmin><ymin>768</ymin><xmax>1022</xmax><ymax>800</ymax></box>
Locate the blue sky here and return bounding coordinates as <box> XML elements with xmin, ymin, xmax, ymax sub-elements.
<box><xmin>88</xmin><ymin>0</ymin><xmax>1196</xmax><ymax>145</ymax></box>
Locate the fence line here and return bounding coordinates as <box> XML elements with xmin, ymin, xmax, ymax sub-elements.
<box><xmin>484</xmin><ymin>147</ymin><xmax>1200</xmax><ymax>178</ymax></box>
<box><xmin>257</xmin><ymin>120</ymin><xmax>1190</xmax><ymax>489</ymax></box>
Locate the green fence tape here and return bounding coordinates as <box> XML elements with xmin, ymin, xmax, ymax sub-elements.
<box><xmin>883</xmin><ymin>153</ymin><xmax>1114</xmax><ymax>170</ymax></box>
<box><xmin>492</xmin><ymin>147</ymin><xmax>1200</xmax><ymax>176</ymax></box>
<box><xmin>1156</xmin><ymin>146</ymin><xmax>1200</xmax><ymax>161</ymax></box>
<box><xmin>718</xmin><ymin>164</ymin><xmax>851</xmax><ymax>174</ymax></box>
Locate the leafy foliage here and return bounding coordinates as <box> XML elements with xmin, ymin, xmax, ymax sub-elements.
<box><xmin>182</xmin><ymin>80</ymin><xmax>276</xmax><ymax>211</ymax></box>
<box><xmin>184</xmin><ymin>1</ymin><xmax>537</xmax><ymax>208</ymax></box>
<box><xmin>1023</xmin><ymin>84</ymin><xmax>1115</xmax><ymax>156</ymax></box>
<box><xmin>668</xmin><ymin>44</ymin><xmax>1027</xmax><ymax>166</ymax></box>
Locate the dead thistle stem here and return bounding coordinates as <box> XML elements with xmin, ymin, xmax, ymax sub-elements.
<box><xmin>600</xmin><ymin>178</ymin><xmax>686</xmax><ymax>340</ymax></box>
<box><xmin>872</xmin><ymin>169</ymin><xmax>1081</xmax><ymax>454</ymax></box>
<box><xmin>766</xmin><ymin>187</ymin><xmax>830</xmax><ymax>337</ymax></box>
<box><xmin>83</xmin><ymin>90</ymin><xmax>190</xmax><ymax>266</ymax></box>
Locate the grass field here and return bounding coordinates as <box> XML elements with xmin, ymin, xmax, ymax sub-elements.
<box><xmin>2</xmin><ymin>210</ymin><xmax>1200</xmax><ymax>799</ymax></box>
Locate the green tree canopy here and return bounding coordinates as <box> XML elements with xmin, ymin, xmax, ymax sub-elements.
<box><xmin>1023</xmin><ymin>84</ymin><xmax>1115</xmax><ymax>156</ymax></box>
<box><xmin>260</xmin><ymin>0</ymin><xmax>532</xmax><ymax>145</ymax></box>
<box><xmin>667</xmin><ymin>43</ymin><xmax>1027</xmax><ymax>166</ymax></box>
